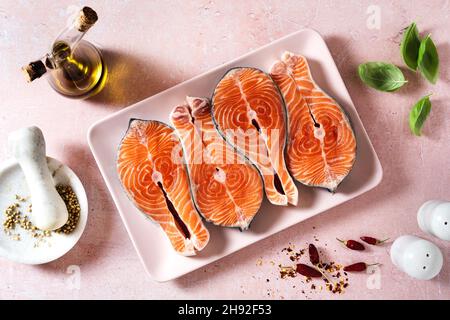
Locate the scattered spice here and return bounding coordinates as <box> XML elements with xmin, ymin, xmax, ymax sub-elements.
<box><xmin>282</xmin><ymin>244</ymin><xmax>305</xmax><ymax>261</ymax></box>
<box><xmin>2</xmin><ymin>185</ymin><xmax>80</xmax><ymax>246</ymax></box>
<box><xmin>279</xmin><ymin>265</ymin><xmax>296</xmax><ymax>279</ymax></box>
<box><xmin>15</xmin><ymin>194</ymin><xmax>27</xmax><ymax>202</ymax></box>
<box><xmin>343</xmin><ymin>262</ymin><xmax>380</xmax><ymax>272</ymax></box>
<box><xmin>326</xmin><ymin>277</ymin><xmax>348</xmax><ymax>294</ymax></box>
<box><xmin>360</xmin><ymin>236</ymin><xmax>389</xmax><ymax>245</ymax></box>
<box><xmin>277</xmin><ymin>243</ymin><xmax>350</xmax><ymax>295</ymax></box>
<box><xmin>336</xmin><ymin>238</ymin><xmax>365</xmax><ymax>251</ymax></box>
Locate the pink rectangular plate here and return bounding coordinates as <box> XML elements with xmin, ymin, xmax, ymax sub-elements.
<box><xmin>88</xmin><ymin>29</ymin><xmax>382</xmax><ymax>282</ymax></box>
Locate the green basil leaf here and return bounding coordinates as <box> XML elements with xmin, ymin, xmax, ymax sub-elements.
<box><xmin>358</xmin><ymin>62</ymin><xmax>407</xmax><ymax>92</ymax></box>
<box><xmin>400</xmin><ymin>22</ymin><xmax>421</xmax><ymax>70</ymax></box>
<box><xmin>409</xmin><ymin>94</ymin><xmax>432</xmax><ymax>136</ymax></box>
<box><xmin>418</xmin><ymin>35</ymin><xmax>439</xmax><ymax>84</ymax></box>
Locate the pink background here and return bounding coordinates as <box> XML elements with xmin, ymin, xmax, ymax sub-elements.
<box><xmin>0</xmin><ymin>0</ymin><xmax>449</xmax><ymax>299</ymax></box>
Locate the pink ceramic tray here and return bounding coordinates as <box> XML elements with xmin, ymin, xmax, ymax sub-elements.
<box><xmin>88</xmin><ymin>29</ymin><xmax>383</xmax><ymax>282</ymax></box>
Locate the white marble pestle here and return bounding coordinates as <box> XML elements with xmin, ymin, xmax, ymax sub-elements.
<box><xmin>8</xmin><ymin>126</ymin><xmax>68</xmax><ymax>230</ymax></box>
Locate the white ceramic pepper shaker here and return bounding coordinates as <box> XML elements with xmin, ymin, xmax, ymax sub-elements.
<box><xmin>8</xmin><ymin>126</ymin><xmax>68</xmax><ymax>230</ymax></box>
<box><xmin>390</xmin><ymin>235</ymin><xmax>443</xmax><ymax>280</ymax></box>
<box><xmin>418</xmin><ymin>200</ymin><xmax>450</xmax><ymax>241</ymax></box>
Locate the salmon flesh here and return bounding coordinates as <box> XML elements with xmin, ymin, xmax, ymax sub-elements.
<box><xmin>270</xmin><ymin>52</ymin><xmax>356</xmax><ymax>192</ymax></box>
<box><xmin>170</xmin><ymin>97</ymin><xmax>264</xmax><ymax>230</ymax></box>
<box><xmin>117</xmin><ymin>119</ymin><xmax>210</xmax><ymax>256</ymax></box>
<box><xmin>212</xmin><ymin>68</ymin><xmax>298</xmax><ymax>206</ymax></box>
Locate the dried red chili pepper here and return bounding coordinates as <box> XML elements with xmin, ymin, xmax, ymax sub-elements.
<box><xmin>296</xmin><ymin>263</ymin><xmax>322</xmax><ymax>278</ymax></box>
<box><xmin>360</xmin><ymin>236</ymin><xmax>390</xmax><ymax>245</ymax></box>
<box><xmin>336</xmin><ymin>238</ymin><xmax>365</xmax><ymax>251</ymax></box>
<box><xmin>308</xmin><ymin>244</ymin><xmax>320</xmax><ymax>265</ymax></box>
<box><xmin>343</xmin><ymin>262</ymin><xmax>380</xmax><ymax>272</ymax></box>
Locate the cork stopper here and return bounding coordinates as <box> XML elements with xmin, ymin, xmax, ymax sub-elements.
<box><xmin>75</xmin><ymin>7</ymin><xmax>98</xmax><ymax>32</ymax></box>
<box><xmin>22</xmin><ymin>60</ymin><xmax>47</xmax><ymax>82</ymax></box>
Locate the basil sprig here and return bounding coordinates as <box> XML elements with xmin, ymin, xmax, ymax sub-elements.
<box><xmin>418</xmin><ymin>35</ymin><xmax>439</xmax><ymax>84</ymax></box>
<box><xmin>400</xmin><ymin>22</ymin><xmax>421</xmax><ymax>70</ymax></box>
<box><xmin>357</xmin><ymin>22</ymin><xmax>439</xmax><ymax>137</ymax></box>
<box><xmin>400</xmin><ymin>22</ymin><xmax>440</xmax><ymax>84</ymax></box>
<box><xmin>358</xmin><ymin>62</ymin><xmax>407</xmax><ymax>92</ymax></box>
<box><xmin>409</xmin><ymin>95</ymin><xmax>432</xmax><ymax>136</ymax></box>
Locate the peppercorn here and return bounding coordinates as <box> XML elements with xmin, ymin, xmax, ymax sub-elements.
<box><xmin>3</xmin><ymin>186</ymin><xmax>80</xmax><ymax>246</ymax></box>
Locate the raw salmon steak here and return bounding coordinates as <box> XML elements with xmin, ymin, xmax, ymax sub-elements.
<box><xmin>117</xmin><ymin>119</ymin><xmax>210</xmax><ymax>256</ymax></box>
<box><xmin>170</xmin><ymin>97</ymin><xmax>263</xmax><ymax>230</ymax></box>
<box><xmin>270</xmin><ymin>52</ymin><xmax>356</xmax><ymax>192</ymax></box>
<box><xmin>212</xmin><ymin>68</ymin><xmax>298</xmax><ymax>206</ymax></box>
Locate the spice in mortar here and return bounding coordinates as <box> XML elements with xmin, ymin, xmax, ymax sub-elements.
<box><xmin>2</xmin><ymin>185</ymin><xmax>80</xmax><ymax>246</ymax></box>
<box><xmin>54</xmin><ymin>185</ymin><xmax>80</xmax><ymax>234</ymax></box>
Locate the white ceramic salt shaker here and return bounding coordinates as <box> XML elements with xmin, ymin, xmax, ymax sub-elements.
<box><xmin>8</xmin><ymin>126</ymin><xmax>68</xmax><ymax>230</ymax></box>
<box><xmin>390</xmin><ymin>235</ymin><xmax>443</xmax><ymax>280</ymax></box>
<box><xmin>418</xmin><ymin>200</ymin><xmax>450</xmax><ymax>241</ymax></box>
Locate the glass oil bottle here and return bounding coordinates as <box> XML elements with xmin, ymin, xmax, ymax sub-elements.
<box><xmin>22</xmin><ymin>7</ymin><xmax>107</xmax><ymax>99</ymax></box>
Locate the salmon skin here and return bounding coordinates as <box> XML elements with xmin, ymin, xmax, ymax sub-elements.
<box><xmin>270</xmin><ymin>52</ymin><xmax>356</xmax><ymax>192</ymax></box>
<box><xmin>117</xmin><ymin>119</ymin><xmax>210</xmax><ymax>256</ymax></box>
<box><xmin>170</xmin><ymin>97</ymin><xmax>263</xmax><ymax>230</ymax></box>
<box><xmin>212</xmin><ymin>67</ymin><xmax>298</xmax><ymax>206</ymax></box>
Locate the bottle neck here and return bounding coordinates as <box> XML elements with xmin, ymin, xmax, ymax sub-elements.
<box><xmin>22</xmin><ymin>6</ymin><xmax>98</xmax><ymax>82</ymax></box>
<box><xmin>52</xmin><ymin>7</ymin><xmax>97</xmax><ymax>64</ymax></box>
<box><xmin>22</xmin><ymin>52</ymin><xmax>60</xmax><ymax>82</ymax></box>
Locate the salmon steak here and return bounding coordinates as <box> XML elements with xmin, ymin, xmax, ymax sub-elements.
<box><xmin>117</xmin><ymin>119</ymin><xmax>210</xmax><ymax>256</ymax></box>
<box><xmin>270</xmin><ymin>52</ymin><xmax>356</xmax><ymax>192</ymax></box>
<box><xmin>170</xmin><ymin>97</ymin><xmax>263</xmax><ymax>230</ymax></box>
<box><xmin>212</xmin><ymin>68</ymin><xmax>298</xmax><ymax>206</ymax></box>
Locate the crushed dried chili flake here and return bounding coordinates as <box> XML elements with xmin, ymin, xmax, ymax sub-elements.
<box><xmin>275</xmin><ymin>242</ymin><xmax>350</xmax><ymax>295</ymax></box>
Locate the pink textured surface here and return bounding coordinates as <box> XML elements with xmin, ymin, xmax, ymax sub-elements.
<box><xmin>0</xmin><ymin>0</ymin><xmax>449</xmax><ymax>299</ymax></box>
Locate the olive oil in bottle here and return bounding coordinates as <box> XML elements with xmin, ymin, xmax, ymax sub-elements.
<box><xmin>22</xmin><ymin>7</ymin><xmax>107</xmax><ymax>99</ymax></box>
